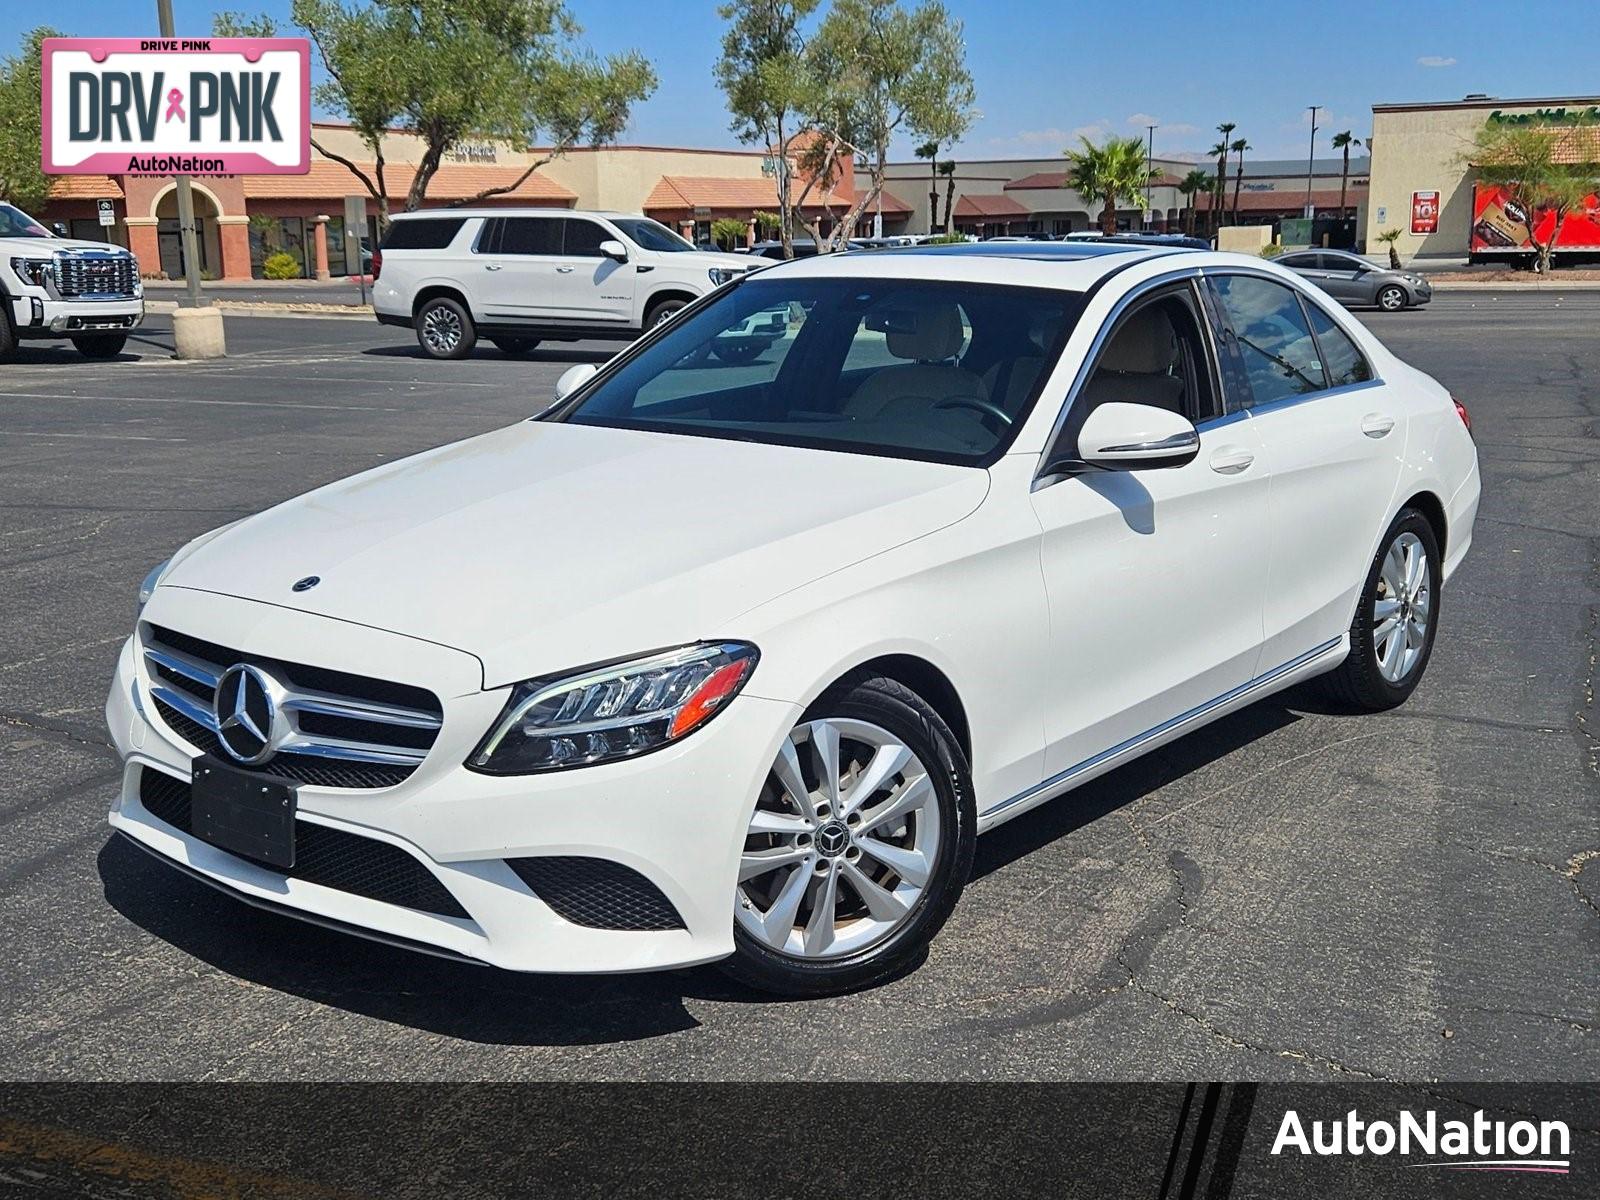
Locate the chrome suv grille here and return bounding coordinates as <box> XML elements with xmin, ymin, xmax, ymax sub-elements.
<box><xmin>141</xmin><ymin>624</ymin><xmax>443</xmax><ymax>789</ymax></box>
<box><xmin>54</xmin><ymin>252</ymin><xmax>139</xmax><ymax>298</ymax></box>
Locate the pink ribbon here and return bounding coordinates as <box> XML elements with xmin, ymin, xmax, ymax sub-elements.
<box><xmin>164</xmin><ymin>88</ymin><xmax>185</xmax><ymax>123</ymax></box>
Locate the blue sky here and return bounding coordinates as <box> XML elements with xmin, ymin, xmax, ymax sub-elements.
<box><xmin>19</xmin><ymin>0</ymin><xmax>1598</xmax><ymax>162</ymax></box>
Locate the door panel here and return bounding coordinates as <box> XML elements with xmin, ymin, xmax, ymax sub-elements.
<box><xmin>477</xmin><ymin>216</ymin><xmax>563</xmax><ymax>321</ymax></box>
<box><xmin>1029</xmin><ymin>415</ymin><xmax>1271</xmax><ymax>778</ymax></box>
<box><xmin>549</xmin><ymin>219</ymin><xmax>633</xmax><ymax>323</ymax></box>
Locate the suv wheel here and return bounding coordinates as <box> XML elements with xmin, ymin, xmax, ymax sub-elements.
<box><xmin>491</xmin><ymin>336</ymin><xmax>538</xmax><ymax>357</ymax></box>
<box><xmin>72</xmin><ymin>334</ymin><xmax>127</xmax><ymax>359</ymax></box>
<box><xmin>1316</xmin><ymin>508</ymin><xmax>1441</xmax><ymax>711</ymax></box>
<box><xmin>0</xmin><ymin>307</ymin><xmax>16</xmax><ymax>362</ymax></box>
<box><xmin>416</xmin><ymin>296</ymin><xmax>476</xmax><ymax>360</ymax></box>
<box><xmin>1376</xmin><ymin>285</ymin><xmax>1406</xmax><ymax>312</ymax></box>
<box><xmin>645</xmin><ymin>297</ymin><xmax>688</xmax><ymax>329</ymax></box>
<box><xmin>722</xmin><ymin>673</ymin><xmax>975</xmax><ymax>996</ymax></box>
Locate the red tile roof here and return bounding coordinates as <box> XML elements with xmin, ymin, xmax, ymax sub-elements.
<box><xmin>643</xmin><ymin>175</ymin><xmax>911</xmax><ymax>215</ymax></box>
<box><xmin>242</xmin><ymin>160</ymin><xmax>574</xmax><ymax>203</ymax></box>
<box><xmin>953</xmin><ymin>193</ymin><xmax>1031</xmax><ymax>219</ymax></box>
<box><xmin>1196</xmin><ymin>187</ymin><xmax>1366</xmax><ymax>212</ymax></box>
<box><xmin>49</xmin><ymin>175</ymin><xmax>123</xmax><ymax>200</ymax></box>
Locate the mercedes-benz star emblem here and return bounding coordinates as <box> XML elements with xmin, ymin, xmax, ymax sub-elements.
<box><xmin>291</xmin><ymin>575</ymin><xmax>320</xmax><ymax>592</ymax></box>
<box><xmin>816</xmin><ymin>820</ymin><xmax>850</xmax><ymax>858</ymax></box>
<box><xmin>213</xmin><ymin>663</ymin><xmax>283</xmax><ymax>764</ymax></box>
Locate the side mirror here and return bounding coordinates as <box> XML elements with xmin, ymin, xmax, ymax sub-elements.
<box><xmin>1053</xmin><ymin>402</ymin><xmax>1200</xmax><ymax>474</ymax></box>
<box><xmin>554</xmin><ymin>362</ymin><xmax>598</xmax><ymax>401</ymax></box>
<box><xmin>598</xmin><ymin>239</ymin><xmax>628</xmax><ymax>263</ymax></box>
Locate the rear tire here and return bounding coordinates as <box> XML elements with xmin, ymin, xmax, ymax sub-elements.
<box><xmin>72</xmin><ymin>334</ymin><xmax>127</xmax><ymax>359</ymax></box>
<box><xmin>1376</xmin><ymin>285</ymin><xmax>1406</xmax><ymax>312</ymax></box>
<box><xmin>721</xmin><ymin>673</ymin><xmax>975</xmax><ymax>997</ymax></box>
<box><xmin>415</xmin><ymin>296</ymin><xmax>476</xmax><ymax>360</ymax></box>
<box><xmin>1316</xmin><ymin>508</ymin><xmax>1441</xmax><ymax>711</ymax></box>
<box><xmin>490</xmin><ymin>336</ymin><xmax>539</xmax><ymax>356</ymax></box>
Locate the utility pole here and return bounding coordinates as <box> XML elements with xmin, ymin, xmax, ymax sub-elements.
<box><xmin>1304</xmin><ymin>105</ymin><xmax>1321</xmax><ymax>220</ymax></box>
<box><xmin>157</xmin><ymin>0</ymin><xmax>205</xmax><ymax>310</ymax></box>
<box><xmin>1145</xmin><ymin>123</ymin><xmax>1158</xmax><ymax>230</ymax></box>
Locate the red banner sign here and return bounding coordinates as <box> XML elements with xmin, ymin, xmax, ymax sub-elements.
<box><xmin>1410</xmin><ymin>191</ymin><xmax>1440</xmax><ymax>235</ymax></box>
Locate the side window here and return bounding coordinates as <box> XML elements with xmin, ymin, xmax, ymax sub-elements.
<box><xmin>1079</xmin><ymin>285</ymin><xmax>1216</xmax><ymax>422</ymax></box>
<box><xmin>1210</xmin><ymin>274</ymin><xmax>1325</xmax><ymax>408</ymax></box>
<box><xmin>1278</xmin><ymin>253</ymin><xmax>1318</xmax><ymax>269</ymax></box>
<box><xmin>1304</xmin><ymin>300</ymin><xmax>1374</xmax><ymax>388</ymax></box>
<box><xmin>563</xmin><ymin>219</ymin><xmax>610</xmax><ymax>258</ymax></box>
<box><xmin>380</xmin><ymin>218</ymin><xmax>467</xmax><ymax>250</ymax></box>
<box><xmin>497</xmin><ymin>218</ymin><xmax>562</xmax><ymax>256</ymax></box>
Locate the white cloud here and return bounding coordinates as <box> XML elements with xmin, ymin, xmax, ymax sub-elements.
<box><xmin>1417</xmin><ymin>55</ymin><xmax>1457</xmax><ymax>68</ymax></box>
<box><xmin>1125</xmin><ymin>114</ymin><xmax>1200</xmax><ymax>136</ymax></box>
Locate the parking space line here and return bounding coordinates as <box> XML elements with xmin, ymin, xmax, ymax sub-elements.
<box><xmin>1</xmin><ymin>430</ymin><xmax>188</xmax><ymax>442</ymax></box>
<box><xmin>0</xmin><ymin>391</ymin><xmax>403</xmax><ymax>413</ymax></box>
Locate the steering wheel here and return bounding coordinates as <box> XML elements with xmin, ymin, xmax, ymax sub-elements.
<box><xmin>933</xmin><ymin>395</ymin><xmax>1014</xmax><ymax>426</ymax></box>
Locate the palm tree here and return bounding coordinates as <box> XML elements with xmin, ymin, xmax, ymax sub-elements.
<box><xmin>1230</xmin><ymin>137</ymin><xmax>1250</xmax><ymax>225</ymax></box>
<box><xmin>915</xmin><ymin>140</ymin><xmax>941</xmax><ymax>234</ymax></box>
<box><xmin>937</xmin><ymin>160</ymin><xmax>957</xmax><ymax>234</ymax></box>
<box><xmin>1211</xmin><ymin>123</ymin><xmax>1235</xmax><ymax>231</ymax></box>
<box><xmin>1067</xmin><ymin>135</ymin><xmax>1155</xmax><ymax>235</ymax></box>
<box><xmin>1177</xmin><ymin>168</ymin><xmax>1210</xmax><ymax>236</ymax></box>
<box><xmin>1331</xmin><ymin>130</ymin><xmax>1355</xmax><ymax>217</ymax></box>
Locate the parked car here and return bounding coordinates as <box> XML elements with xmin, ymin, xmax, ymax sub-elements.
<box><xmin>1098</xmin><ymin>232</ymin><xmax>1212</xmax><ymax>251</ymax></box>
<box><xmin>372</xmin><ymin>209</ymin><xmax>760</xmax><ymax>359</ymax></box>
<box><xmin>746</xmin><ymin>238</ymin><xmax>873</xmax><ymax>259</ymax></box>
<box><xmin>0</xmin><ymin>202</ymin><xmax>143</xmax><ymax>360</ymax></box>
<box><xmin>1276</xmin><ymin>249</ymin><xmax>1432</xmax><ymax>312</ymax></box>
<box><xmin>111</xmin><ymin>243</ymin><xmax>1478</xmax><ymax>995</ymax></box>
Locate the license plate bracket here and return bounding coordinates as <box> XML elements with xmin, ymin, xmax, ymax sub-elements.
<box><xmin>191</xmin><ymin>756</ymin><xmax>296</xmax><ymax>869</ymax></box>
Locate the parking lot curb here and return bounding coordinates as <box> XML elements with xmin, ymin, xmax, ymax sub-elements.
<box><xmin>144</xmin><ymin>301</ymin><xmax>375</xmax><ymax>321</ymax></box>
<box><xmin>1425</xmin><ymin>279</ymin><xmax>1600</xmax><ymax>290</ymax></box>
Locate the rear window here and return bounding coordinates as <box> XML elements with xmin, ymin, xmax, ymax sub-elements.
<box><xmin>381</xmin><ymin>218</ymin><xmax>467</xmax><ymax>251</ymax></box>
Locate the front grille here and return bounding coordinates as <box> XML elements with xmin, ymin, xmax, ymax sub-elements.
<box><xmin>141</xmin><ymin>623</ymin><xmax>442</xmax><ymax>791</ymax></box>
<box><xmin>507</xmin><ymin>856</ymin><xmax>684</xmax><ymax>931</ymax></box>
<box><xmin>137</xmin><ymin>768</ymin><xmax>468</xmax><ymax>918</ymax></box>
<box><xmin>54</xmin><ymin>252</ymin><xmax>138</xmax><ymax>298</ymax></box>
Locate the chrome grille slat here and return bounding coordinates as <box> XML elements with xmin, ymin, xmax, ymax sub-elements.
<box><xmin>139</xmin><ymin>625</ymin><xmax>443</xmax><ymax>788</ymax></box>
<box><xmin>54</xmin><ymin>252</ymin><xmax>139</xmax><ymax>299</ymax></box>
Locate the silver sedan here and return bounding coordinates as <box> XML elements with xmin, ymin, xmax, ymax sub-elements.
<box><xmin>1277</xmin><ymin>249</ymin><xmax>1433</xmax><ymax>312</ymax></box>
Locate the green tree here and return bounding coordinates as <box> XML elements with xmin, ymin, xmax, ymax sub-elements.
<box><xmin>938</xmin><ymin>158</ymin><xmax>956</xmax><ymax>233</ymax></box>
<box><xmin>801</xmin><ymin>0</ymin><xmax>975</xmax><ymax>249</ymax></box>
<box><xmin>213</xmin><ymin>10</ymin><xmax>280</xmax><ymax>36</ymax></box>
<box><xmin>710</xmin><ymin>216</ymin><xmax>748</xmax><ymax>250</ymax></box>
<box><xmin>1211</xmin><ymin>121</ymin><xmax>1235</xmax><ymax>230</ymax></box>
<box><xmin>1177</xmin><ymin>167</ymin><xmax>1210</xmax><ymax>237</ymax></box>
<box><xmin>1229</xmin><ymin>136</ymin><xmax>1249</xmax><ymax>224</ymax></box>
<box><xmin>753</xmin><ymin>209</ymin><xmax>782</xmax><ymax>237</ymax></box>
<box><xmin>716</xmin><ymin>0</ymin><xmax>822</xmax><ymax>259</ymax></box>
<box><xmin>1468</xmin><ymin>118</ymin><xmax>1600</xmax><ymax>273</ymax></box>
<box><xmin>0</xmin><ymin>28</ymin><xmax>63</xmax><ymax>213</ymax></box>
<box><xmin>1331</xmin><ymin>130</ymin><xmax>1357</xmax><ymax>216</ymax></box>
<box><xmin>268</xmin><ymin>0</ymin><xmax>653</xmax><ymax>226</ymax></box>
<box><xmin>1067</xmin><ymin>135</ymin><xmax>1154</xmax><ymax>235</ymax></box>
<box><xmin>1374</xmin><ymin>226</ymin><xmax>1403</xmax><ymax>269</ymax></box>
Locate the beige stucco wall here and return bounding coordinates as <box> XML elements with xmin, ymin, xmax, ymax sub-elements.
<box><xmin>1365</xmin><ymin>97</ymin><xmax>1600</xmax><ymax>261</ymax></box>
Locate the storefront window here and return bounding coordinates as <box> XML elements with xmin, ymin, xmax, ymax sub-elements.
<box><xmin>249</xmin><ymin>216</ymin><xmax>312</xmax><ymax>279</ymax></box>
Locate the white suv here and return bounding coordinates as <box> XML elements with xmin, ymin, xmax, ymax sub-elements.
<box><xmin>372</xmin><ymin>209</ymin><xmax>760</xmax><ymax>359</ymax></box>
<box><xmin>0</xmin><ymin>203</ymin><xmax>143</xmax><ymax>361</ymax></box>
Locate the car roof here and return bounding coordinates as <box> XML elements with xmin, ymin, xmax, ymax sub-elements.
<box><xmin>388</xmin><ymin>208</ymin><xmax>648</xmax><ymax>221</ymax></box>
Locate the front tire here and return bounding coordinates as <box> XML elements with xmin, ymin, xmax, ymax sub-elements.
<box><xmin>1376</xmin><ymin>284</ymin><xmax>1406</xmax><ymax>312</ymax></box>
<box><xmin>722</xmin><ymin>673</ymin><xmax>975</xmax><ymax>997</ymax></box>
<box><xmin>1317</xmin><ymin>508</ymin><xmax>1441</xmax><ymax>711</ymax></box>
<box><xmin>72</xmin><ymin>334</ymin><xmax>127</xmax><ymax>359</ymax></box>
<box><xmin>415</xmin><ymin>296</ymin><xmax>475</xmax><ymax>360</ymax></box>
<box><xmin>644</xmin><ymin>297</ymin><xmax>689</xmax><ymax>330</ymax></box>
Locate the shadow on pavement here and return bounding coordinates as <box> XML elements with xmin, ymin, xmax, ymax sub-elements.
<box><xmin>360</xmin><ymin>343</ymin><xmax>613</xmax><ymax>364</ymax></box>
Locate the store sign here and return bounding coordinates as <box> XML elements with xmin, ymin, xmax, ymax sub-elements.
<box><xmin>1488</xmin><ymin>105</ymin><xmax>1600</xmax><ymax>126</ymax></box>
<box><xmin>1410</xmin><ymin>190</ymin><xmax>1440</xmax><ymax>235</ymax></box>
<box><xmin>42</xmin><ymin>38</ymin><xmax>310</xmax><ymax>176</ymax></box>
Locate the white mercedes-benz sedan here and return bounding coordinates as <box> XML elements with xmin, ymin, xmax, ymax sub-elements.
<box><xmin>107</xmin><ymin>243</ymin><xmax>1479</xmax><ymax>995</ymax></box>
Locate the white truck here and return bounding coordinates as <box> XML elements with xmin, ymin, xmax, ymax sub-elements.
<box><xmin>372</xmin><ymin>209</ymin><xmax>762</xmax><ymax>359</ymax></box>
<box><xmin>0</xmin><ymin>202</ymin><xmax>144</xmax><ymax>360</ymax></box>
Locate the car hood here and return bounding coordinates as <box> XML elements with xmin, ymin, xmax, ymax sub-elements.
<box><xmin>163</xmin><ymin>422</ymin><xmax>988</xmax><ymax>688</ymax></box>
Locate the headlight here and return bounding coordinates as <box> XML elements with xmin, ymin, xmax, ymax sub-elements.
<box><xmin>9</xmin><ymin>257</ymin><xmax>52</xmax><ymax>287</ymax></box>
<box><xmin>137</xmin><ymin>558</ymin><xmax>171</xmax><ymax>612</ymax></box>
<box><xmin>708</xmin><ymin>267</ymin><xmax>740</xmax><ymax>286</ymax></box>
<box><xmin>468</xmin><ymin>642</ymin><xmax>759</xmax><ymax>774</ymax></box>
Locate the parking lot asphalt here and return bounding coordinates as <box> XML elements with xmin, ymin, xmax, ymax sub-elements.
<box><xmin>1</xmin><ymin>292</ymin><xmax>1595</xmax><ymax>1081</ymax></box>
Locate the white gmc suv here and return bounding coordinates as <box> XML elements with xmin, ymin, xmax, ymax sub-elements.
<box><xmin>372</xmin><ymin>209</ymin><xmax>761</xmax><ymax>359</ymax></box>
<box><xmin>0</xmin><ymin>203</ymin><xmax>144</xmax><ymax>360</ymax></box>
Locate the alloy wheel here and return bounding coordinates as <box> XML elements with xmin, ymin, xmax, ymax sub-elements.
<box><xmin>421</xmin><ymin>306</ymin><xmax>462</xmax><ymax>354</ymax></box>
<box><xmin>1373</xmin><ymin>530</ymin><xmax>1430</xmax><ymax>683</ymax></box>
<box><xmin>736</xmin><ymin>718</ymin><xmax>940</xmax><ymax>960</ymax></box>
<box><xmin>1378</xmin><ymin>286</ymin><xmax>1405</xmax><ymax>312</ymax></box>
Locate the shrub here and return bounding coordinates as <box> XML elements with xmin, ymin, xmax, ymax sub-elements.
<box><xmin>925</xmin><ymin>231</ymin><xmax>967</xmax><ymax>244</ymax></box>
<box><xmin>710</xmin><ymin>217</ymin><xmax>747</xmax><ymax>251</ymax></box>
<box><xmin>262</xmin><ymin>251</ymin><xmax>301</xmax><ymax>280</ymax></box>
<box><xmin>1259</xmin><ymin>242</ymin><xmax>1285</xmax><ymax>258</ymax></box>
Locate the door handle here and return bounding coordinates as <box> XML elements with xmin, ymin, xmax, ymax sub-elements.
<box><xmin>484</xmin><ymin>263</ymin><xmax>502</xmax><ymax>271</ymax></box>
<box><xmin>1361</xmin><ymin>413</ymin><xmax>1396</xmax><ymax>438</ymax></box>
<box><xmin>555</xmin><ymin>266</ymin><xmax>574</xmax><ymax>274</ymax></box>
<box><xmin>1209</xmin><ymin>446</ymin><xmax>1254</xmax><ymax>475</ymax></box>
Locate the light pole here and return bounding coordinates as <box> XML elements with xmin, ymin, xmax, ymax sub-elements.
<box><xmin>1145</xmin><ymin>123</ymin><xmax>1157</xmax><ymax>230</ymax></box>
<box><xmin>156</xmin><ymin>0</ymin><xmax>205</xmax><ymax>310</ymax></box>
<box><xmin>1304</xmin><ymin>105</ymin><xmax>1322</xmax><ymax>221</ymax></box>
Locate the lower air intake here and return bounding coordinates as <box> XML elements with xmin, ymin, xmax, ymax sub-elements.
<box><xmin>506</xmin><ymin>856</ymin><xmax>684</xmax><ymax>931</ymax></box>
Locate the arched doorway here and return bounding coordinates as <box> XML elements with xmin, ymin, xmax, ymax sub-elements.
<box><xmin>153</xmin><ymin>185</ymin><xmax>223</xmax><ymax>279</ymax></box>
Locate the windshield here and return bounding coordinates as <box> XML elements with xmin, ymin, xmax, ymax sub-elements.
<box><xmin>0</xmin><ymin>203</ymin><xmax>52</xmax><ymax>238</ymax></box>
<box><xmin>555</xmin><ymin>277</ymin><xmax>1081</xmax><ymax>465</ymax></box>
<box><xmin>610</xmin><ymin>217</ymin><xmax>697</xmax><ymax>253</ymax></box>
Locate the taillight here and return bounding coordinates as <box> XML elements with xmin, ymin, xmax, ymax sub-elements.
<box><xmin>371</xmin><ymin>248</ymin><xmax>382</xmax><ymax>281</ymax></box>
<box><xmin>1452</xmin><ymin>396</ymin><xmax>1471</xmax><ymax>436</ymax></box>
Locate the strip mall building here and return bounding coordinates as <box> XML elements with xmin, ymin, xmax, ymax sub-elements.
<box><xmin>39</xmin><ymin>121</ymin><xmax>909</xmax><ymax>281</ymax></box>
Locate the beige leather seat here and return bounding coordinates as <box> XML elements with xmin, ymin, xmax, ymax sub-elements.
<box><xmin>1080</xmin><ymin>306</ymin><xmax>1186</xmax><ymax>414</ymax></box>
<box><xmin>845</xmin><ymin>303</ymin><xmax>984</xmax><ymax>420</ymax></box>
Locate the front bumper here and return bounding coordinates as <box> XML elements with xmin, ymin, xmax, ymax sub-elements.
<box><xmin>8</xmin><ymin>293</ymin><xmax>144</xmax><ymax>336</ymax></box>
<box><xmin>106</xmin><ymin>590</ymin><xmax>799</xmax><ymax>973</ymax></box>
